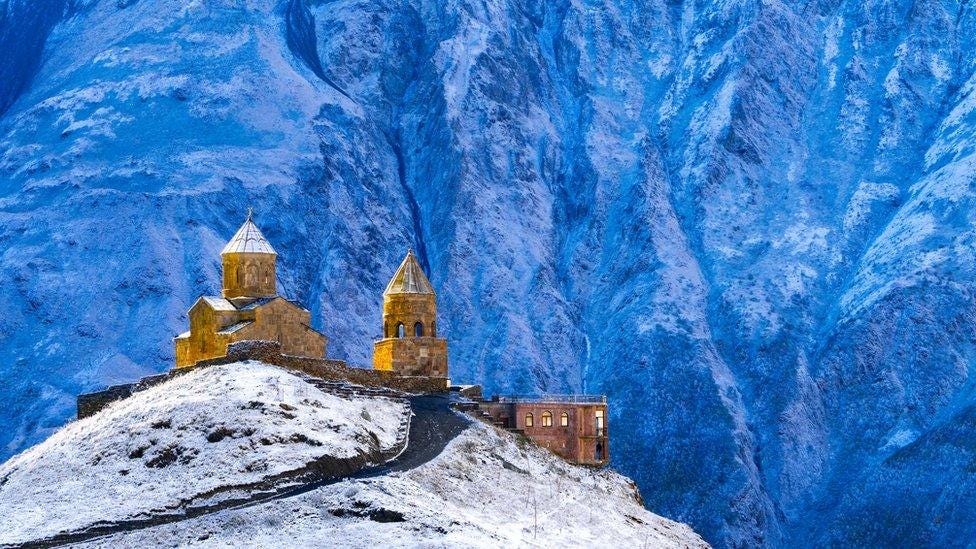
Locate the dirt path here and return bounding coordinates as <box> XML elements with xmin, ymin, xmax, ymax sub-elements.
<box><xmin>13</xmin><ymin>394</ymin><xmax>470</xmax><ymax>548</ymax></box>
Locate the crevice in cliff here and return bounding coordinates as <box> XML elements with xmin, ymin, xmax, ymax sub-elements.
<box><xmin>282</xmin><ymin>0</ymin><xmax>351</xmax><ymax>100</ymax></box>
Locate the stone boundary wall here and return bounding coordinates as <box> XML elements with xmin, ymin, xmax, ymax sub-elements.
<box><xmin>77</xmin><ymin>340</ymin><xmax>449</xmax><ymax>419</ymax></box>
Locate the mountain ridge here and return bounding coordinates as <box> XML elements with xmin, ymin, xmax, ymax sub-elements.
<box><xmin>1</xmin><ymin>0</ymin><xmax>976</xmax><ymax>546</ymax></box>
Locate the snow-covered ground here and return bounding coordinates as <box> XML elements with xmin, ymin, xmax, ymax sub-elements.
<box><xmin>0</xmin><ymin>361</ymin><xmax>407</xmax><ymax>545</ymax></box>
<box><xmin>81</xmin><ymin>421</ymin><xmax>707</xmax><ymax>548</ymax></box>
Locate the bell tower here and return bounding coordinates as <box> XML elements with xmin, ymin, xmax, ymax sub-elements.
<box><xmin>221</xmin><ymin>209</ymin><xmax>277</xmax><ymax>300</ymax></box>
<box><xmin>373</xmin><ymin>249</ymin><xmax>448</xmax><ymax>377</ymax></box>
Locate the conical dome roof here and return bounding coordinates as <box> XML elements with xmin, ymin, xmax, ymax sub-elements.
<box><xmin>221</xmin><ymin>210</ymin><xmax>277</xmax><ymax>255</ymax></box>
<box><xmin>384</xmin><ymin>249</ymin><xmax>434</xmax><ymax>295</ymax></box>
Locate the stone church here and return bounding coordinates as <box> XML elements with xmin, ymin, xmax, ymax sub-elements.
<box><xmin>173</xmin><ymin>212</ymin><xmax>328</xmax><ymax>368</ymax></box>
<box><xmin>174</xmin><ymin>213</ymin><xmax>449</xmax><ymax>380</ymax></box>
<box><xmin>372</xmin><ymin>250</ymin><xmax>449</xmax><ymax>377</ymax></box>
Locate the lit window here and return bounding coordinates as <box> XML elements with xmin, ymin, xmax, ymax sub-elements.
<box><xmin>396</xmin><ymin>323</ymin><xmax>405</xmax><ymax>338</ymax></box>
<box><xmin>525</xmin><ymin>413</ymin><xmax>534</xmax><ymax>427</ymax></box>
<box><xmin>560</xmin><ymin>412</ymin><xmax>569</xmax><ymax>427</ymax></box>
<box><xmin>542</xmin><ymin>411</ymin><xmax>553</xmax><ymax>427</ymax></box>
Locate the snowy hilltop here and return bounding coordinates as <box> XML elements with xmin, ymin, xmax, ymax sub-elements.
<box><xmin>2</xmin><ymin>0</ymin><xmax>976</xmax><ymax>545</ymax></box>
<box><xmin>0</xmin><ymin>361</ymin><xmax>705</xmax><ymax>548</ymax></box>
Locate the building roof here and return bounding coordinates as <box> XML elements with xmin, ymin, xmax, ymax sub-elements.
<box><xmin>221</xmin><ymin>210</ymin><xmax>277</xmax><ymax>256</ymax></box>
<box><xmin>384</xmin><ymin>249</ymin><xmax>435</xmax><ymax>295</ymax></box>
<box><xmin>232</xmin><ymin>296</ymin><xmax>277</xmax><ymax>310</ymax></box>
<box><xmin>217</xmin><ymin>321</ymin><xmax>254</xmax><ymax>335</ymax></box>
<box><xmin>200</xmin><ymin>296</ymin><xmax>237</xmax><ymax>311</ymax></box>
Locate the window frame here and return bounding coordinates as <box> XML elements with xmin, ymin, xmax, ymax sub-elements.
<box><xmin>542</xmin><ymin>410</ymin><xmax>553</xmax><ymax>427</ymax></box>
<box><xmin>560</xmin><ymin>411</ymin><xmax>569</xmax><ymax>427</ymax></box>
<box><xmin>524</xmin><ymin>413</ymin><xmax>534</xmax><ymax>428</ymax></box>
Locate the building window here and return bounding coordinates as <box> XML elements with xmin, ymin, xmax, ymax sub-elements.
<box><xmin>235</xmin><ymin>266</ymin><xmax>244</xmax><ymax>286</ymax></box>
<box><xmin>432</xmin><ymin>321</ymin><xmax>437</xmax><ymax>337</ymax></box>
<box><xmin>415</xmin><ymin>322</ymin><xmax>424</xmax><ymax>337</ymax></box>
<box><xmin>525</xmin><ymin>413</ymin><xmax>534</xmax><ymax>427</ymax></box>
<box><xmin>542</xmin><ymin>411</ymin><xmax>553</xmax><ymax>427</ymax></box>
<box><xmin>560</xmin><ymin>412</ymin><xmax>569</xmax><ymax>427</ymax></box>
<box><xmin>396</xmin><ymin>323</ymin><xmax>405</xmax><ymax>338</ymax></box>
<box><xmin>263</xmin><ymin>266</ymin><xmax>271</xmax><ymax>286</ymax></box>
<box><xmin>595</xmin><ymin>410</ymin><xmax>605</xmax><ymax>436</ymax></box>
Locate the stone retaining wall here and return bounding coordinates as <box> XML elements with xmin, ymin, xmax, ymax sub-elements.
<box><xmin>77</xmin><ymin>340</ymin><xmax>449</xmax><ymax>419</ymax></box>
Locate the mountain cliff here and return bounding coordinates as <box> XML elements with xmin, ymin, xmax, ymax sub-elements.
<box><xmin>1</xmin><ymin>0</ymin><xmax>975</xmax><ymax>545</ymax></box>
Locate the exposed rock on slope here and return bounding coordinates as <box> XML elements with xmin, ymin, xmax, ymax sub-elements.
<box><xmin>0</xmin><ymin>362</ymin><xmax>408</xmax><ymax>545</ymax></box>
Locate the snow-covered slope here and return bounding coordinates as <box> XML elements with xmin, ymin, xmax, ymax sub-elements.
<box><xmin>79</xmin><ymin>421</ymin><xmax>707</xmax><ymax>548</ymax></box>
<box><xmin>0</xmin><ymin>361</ymin><xmax>407</xmax><ymax>545</ymax></box>
<box><xmin>2</xmin><ymin>0</ymin><xmax>976</xmax><ymax>546</ymax></box>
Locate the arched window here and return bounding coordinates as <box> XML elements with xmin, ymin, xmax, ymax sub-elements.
<box><xmin>414</xmin><ymin>322</ymin><xmax>424</xmax><ymax>337</ymax></box>
<box><xmin>560</xmin><ymin>412</ymin><xmax>569</xmax><ymax>427</ymax></box>
<box><xmin>524</xmin><ymin>413</ymin><xmax>534</xmax><ymax>427</ymax></box>
<box><xmin>384</xmin><ymin>322</ymin><xmax>389</xmax><ymax>338</ymax></box>
<box><xmin>235</xmin><ymin>266</ymin><xmax>244</xmax><ymax>286</ymax></box>
<box><xmin>396</xmin><ymin>323</ymin><xmax>405</xmax><ymax>338</ymax></box>
<box><xmin>263</xmin><ymin>266</ymin><xmax>271</xmax><ymax>286</ymax></box>
<box><xmin>431</xmin><ymin>321</ymin><xmax>437</xmax><ymax>337</ymax></box>
<box><xmin>542</xmin><ymin>411</ymin><xmax>553</xmax><ymax>427</ymax></box>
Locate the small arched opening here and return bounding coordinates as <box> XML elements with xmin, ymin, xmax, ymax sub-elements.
<box><xmin>396</xmin><ymin>323</ymin><xmax>405</xmax><ymax>338</ymax></box>
<box><xmin>414</xmin><ymin>322</ymin><xmax>424</xmax><ymax>337</ymax></box>
<box><xmin>560</xmin><ymin>412</ymin><xmax>569</xmax><ymax>427</ymax></box>
<box><xmin>524</xmin><ymin>413</ymin><xmax>534</xmax><ymax>428</ymax></box>
<box><xmin>542</xmin><ymin>411</ymin><xmax>553</xmax><ymax>427</ymax></box>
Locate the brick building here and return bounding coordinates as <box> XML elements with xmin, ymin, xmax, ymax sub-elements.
<box><xmin>173</xmin><ymin>211</ymin><xmax>328</xmax><ymax>368</ymax></box>
<box><xmin>478</xmin><ymin>396</ymin><xmax>609</xmax><ymax>466</ymax></box>
<box><xmin>372</xmin><ymin>250</ymin><xmax>448</xmax><ymax>377</ymax></box>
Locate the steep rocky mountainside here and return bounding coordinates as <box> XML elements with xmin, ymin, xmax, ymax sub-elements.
<box><xmin>1</xmin><ymin>0</ymin><xmax>975</xmax><ymax>545</ymax></box>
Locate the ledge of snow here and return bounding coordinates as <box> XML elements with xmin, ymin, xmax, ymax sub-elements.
<box><xmin>0</xmin><ymin>361</ymin><xmax>407</xmax><ymax>544</ymax></box>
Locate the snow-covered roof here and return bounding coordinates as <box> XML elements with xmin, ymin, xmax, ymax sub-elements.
<box><xmin>217</xmin><ymin>321</ymin><xmax>253</xmax><ymax>335</ymax></box>
<box><xmin>200</xmin><ymin>296</ymin><xmax>236</xmax><ymax>311</ymax></box>
<box><xmin>384</xmin><ymin>249</ymin><xmax>435</xmax><ymax>295</ymax></box>
<box><xmin>221</xmin><ymin>211</ymin><xmax>277</xmax><ymax>256</ymax></box>
<box><xmin>236</xmin><ymin>296</ymin><xmax>277</xmax><ymax>310</ymax></box>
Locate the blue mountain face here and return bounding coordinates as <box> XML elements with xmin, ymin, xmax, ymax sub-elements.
<box><xmin>2</xmin><ymin>0</ymin><xmax>976</xmax><ymax>545</ymax></box>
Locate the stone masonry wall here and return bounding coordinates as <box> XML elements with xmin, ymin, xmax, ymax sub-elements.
<box><xmin>78</xmin><ymin>340</ymin><xmax>448</xmax><ymax>418</ymax></box>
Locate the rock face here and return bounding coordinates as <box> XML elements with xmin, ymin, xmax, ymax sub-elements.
<box><xmin>1</xmin><ymin>0</ymin><xmax>975</xmax><ymax>546</ymax></box>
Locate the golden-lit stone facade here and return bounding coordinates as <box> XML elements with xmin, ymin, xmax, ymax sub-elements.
<box><xmin>173</xmin><ymin>213</ymin><xmax>327</xmax><ymax>368</ymax></box>
<box><xmin>220</xmin><ymin>211</ymin><xmax>277</xmax><ymax>299</ymax></box>
<box><xmin>372</xmin><ymin>250</ymin><xmax>448</xmax><ymax>377</ymax></box>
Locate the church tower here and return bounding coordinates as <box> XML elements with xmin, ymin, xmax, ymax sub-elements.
<box><xmin>221</xmin><ymin>209</ymin><xmax>277</xmax><ymax>300</ymax></box>
<box><xmin>373</xmin><ymin>250</ymin><xmax>448</xmax><ymax>377</ymax></box>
